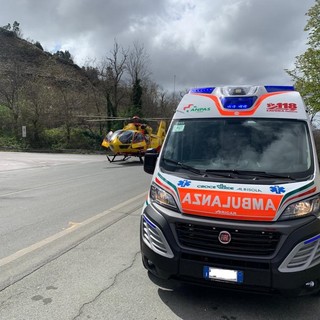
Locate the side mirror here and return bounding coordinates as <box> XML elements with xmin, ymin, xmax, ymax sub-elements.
<box><xmin>144</xmin><ymin>148</ymin><xmax>159</xmax><ymax>174</ymax></box>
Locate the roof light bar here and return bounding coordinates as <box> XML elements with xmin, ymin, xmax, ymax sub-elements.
<box><xmin>220</xmin><ymin>96</ymin><xmax>257</xmax><ymax>110</ymax></box>
<box><xmin>265</xmin><ymin>85</ymin><xmax>295</xmax><ymax>92</ymax></box>
<box><xmin>189</xmin><ymin>87</ymin><xmax>215</xmax><ymax>94</ymax></box>
<box><xmin>189</xmin><ymin>85</ymin><xmax>295</xmax><ymax>95</ymax></box>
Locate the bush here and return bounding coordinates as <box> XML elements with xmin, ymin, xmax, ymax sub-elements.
<box><xmin>43</xmin><ymin>127</ymin><xmax>102</xmax><ymax>150</ymax></box>
<box><xmin>34</xmin><ymin>41</ymin><xmax>43</xmax><ymax>51</ymax></box>
<box><xmin>67</xmin><ymin>128</ymin><xmax>100</xmax><ymax>150</ymax></box>
<box><xmin>0</xmin><ymin>135</ymin><xmax>24</xmax><ymax>149</ymax></box>
<box><xmin>43</xmin><ymin>127</ymin><xmax>65</xmax><ymax>150</ymax></box>
<box><xmin>0</xmin><ymin>105</ymin><xmax>13</xmax><ymax>135</ymax></box>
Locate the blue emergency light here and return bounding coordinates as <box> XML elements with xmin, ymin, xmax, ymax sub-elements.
<box><xmin>265</xmin><ymin>85</ymin><xmax>295</xmax><ymax>92</ymax></box>
<box><xmin>220</xmin><ymin>96</ymin><xmax>257</xmax><ymax>110</ymax></box>
<box><xmin>304</xmin><ymin>234</ymin><xmax>320</xmax><ymax>245</ymax></box>
<box><xmin>189</xmin><ymin>87</ymin><xmax>215</xmax><ymax>94</ymax></box>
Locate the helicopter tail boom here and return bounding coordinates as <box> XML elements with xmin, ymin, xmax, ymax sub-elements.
<box><xmin>156</xmin><ymin>120</ymin><xmax>166</xmax><ymax>138</ymax></box>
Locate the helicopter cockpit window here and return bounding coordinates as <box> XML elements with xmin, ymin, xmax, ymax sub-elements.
<box><xmin>109</xmin><ymin>130</ymin><xmax>122</xmax><ymax>141</ymax></box>
<box><xmin>133</xmin><ymin>133</ymin><xmax>145</xmax><ymax>143</ymax></box>
<box><xmin>161</xmin><ymin>118</ymin><xmax>313</xmax><ymax>180</ymax></box>
<box><xmin>118</xmin><ymin>130</ymin><xmax>134</xmax><ymax>144</ymax></box>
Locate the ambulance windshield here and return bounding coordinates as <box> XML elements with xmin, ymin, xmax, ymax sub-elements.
<box><xmin>161</xmin><ymin>118</ymin><xmax>314</xmax><ymax>179</ymax></box>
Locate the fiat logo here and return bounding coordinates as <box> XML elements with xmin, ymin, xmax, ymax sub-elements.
<box><xmin>218</xmin><ymin>231</ymin><xmax>231</xmax><ymax>244</ymax></box>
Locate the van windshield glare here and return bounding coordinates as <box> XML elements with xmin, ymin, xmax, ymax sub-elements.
<box><xmin>160</xmin><ymin>118</ymin><xmax>313</xmax><ymax>179</ymax></box>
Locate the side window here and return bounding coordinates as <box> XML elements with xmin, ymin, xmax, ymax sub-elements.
<box><xmin>133</xmin><ymin>133</ymin><xmax>144</xmax><ymax>143</ymax></box>
<box><xmin>119</xmin><ymin>131</ymin><xmax>133</xmax><ymax>144</ymax></box>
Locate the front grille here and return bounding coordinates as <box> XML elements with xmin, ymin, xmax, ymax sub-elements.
<box><xmin>279</xmin><ymin>235</ymin><xmax>320</xmax><ymax>272</ymax></box>
<box><xmin>181</xmin><ymin>253</ymin><xmax>270</xmax><ymax>270</ymax></box>
<box><xmin>175</xmin><ymin>222</ymin><xmax>281</xmax><ymax>256</ymax></box>
<box><xmin>142</xmin><ymin>215</ymin><xmax>174</xmax><ymax>258</ymax></box>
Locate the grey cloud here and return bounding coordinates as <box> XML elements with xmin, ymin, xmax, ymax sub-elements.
<box><xmin>0</xmin><ymin>0</ymin><xmax>315</xmax><ymax>91</ymax></box>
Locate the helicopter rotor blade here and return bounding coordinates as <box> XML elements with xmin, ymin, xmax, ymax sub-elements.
<box><xmin>78</xmin><ymin>115</ymin><xmax>170</xmax><ymax>120</ymax></box>
<box><xmin>85</xmin><ymin>118</ymin><xmax>129</xmax><ymax>122</ymax></box>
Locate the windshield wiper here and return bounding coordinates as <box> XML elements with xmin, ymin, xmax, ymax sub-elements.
<box><xmin>205</xmin><ymin>169</ymin><xmax>296</xmax><ymax>180</ymax></box>
<box><xmin>206</xmin><ymin>169</ymin><xmax>242</xmax><ymax>174</ymax></box>
<box><xmin>249</xmin><ymin>171</ymin><xmax>296</xmax><ymax>180</ymax></box>
<box><xmin>163</xmin><ymin>160</ymin><xmax>296</xmax><ymax>180</ymax></box>
<box><xmin>162</xmin><ymin>158</ymin><xmax>203</xmax><ymax>175</ymax></box>
<box><xmin>163</xmin><ymin>159</ymin><xmax>236</xmax><ymax>178</ymax></box>
<box><xmin>202</xmin><ymin>169</ymin><xmax>237</xmax><ymax>178</ymax></box>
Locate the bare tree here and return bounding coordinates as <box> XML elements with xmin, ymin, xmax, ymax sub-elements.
<box><xmin>0</xmin><ymin>63</ymin><xmax>26</xmax><ymax>137</ymax></box>
<box><xmin>12</xmin><ymin>21</ymin><xmax>23</xmax><ymax>38</ymax></box>
<box><xmin>141</xmin><ymin>80</ymin><xmax>161</xmax><ymax>118</ymax></box>
<box><xmin>100</xmin><ymin>39</ymin><xmax>128</xmax><ymax>119</ymax></box>
<box><xmin>2</xmin><ymin>21</ymin><xmax>23</xmax><ymax>38</ymax></box>
<box><xmin>82</xmin><ymin>64</ymin><xmax>107</xmax><ymax>135</ymax></box>
<box><xmin>125</xmin><ymin>41</ymin><xmax>151</xmax><ymax>117</ymax></box>
<box><xmin>126</xmin><ymin>41</ymin><xmax>150</xmax><ymax>84</ymax></box>
<box><xmin>58</xmin><ymin>85</ymin><xmax>84</xmax><ymax>144</ymax></box>
<box><xmin>21</xmin><ymin>76</ymin><xmax>56</xmax><ymax>146</ymax></box>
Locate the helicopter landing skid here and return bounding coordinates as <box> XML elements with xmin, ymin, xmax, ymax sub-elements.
<box><xmin>106</xmin><ymin>154</ymin><xmax>144</xmax><ymax>164</ymax></box>
<box><xmin>106</xmin><ymin>155</ymin><xmax>131</xmax><ymax>163</ymax></box>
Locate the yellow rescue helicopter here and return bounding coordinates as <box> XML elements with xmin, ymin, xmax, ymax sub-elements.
<box><xmin>101</xmin><ymin>116</ymin><xmax>167</xmax><ymax>163</ymax></box>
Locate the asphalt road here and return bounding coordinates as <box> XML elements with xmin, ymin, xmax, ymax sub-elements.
<box><xmin>0</xmin><ymin>152</ymin><xmax>320</xmax><ymax>320</ymax></box>
<box><xmin>0</xmin><ymin>151</ymin><xmax>150</xmax><ymax>259</ymax></box>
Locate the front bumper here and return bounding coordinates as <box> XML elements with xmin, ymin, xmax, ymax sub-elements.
<box><xmin>140</xmin><ymin>203</ymin><xmax>320</xmax><ymax>296</ymax></box>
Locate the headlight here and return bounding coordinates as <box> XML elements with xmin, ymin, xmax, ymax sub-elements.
<box><xmin>150</xmin><ymin>183</ymin><xmax>178</xmax><ymax>210</ymax></box>
<box><xmin>279</xmin><ymin>195</ymin><xmax>320</xmax><ymax>220</ymax></box>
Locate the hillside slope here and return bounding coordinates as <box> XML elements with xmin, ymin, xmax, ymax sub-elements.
<box><xmin>0</xmin><ymin>28</ymin><xmax>90</xmax><ymax>87</ymax></box>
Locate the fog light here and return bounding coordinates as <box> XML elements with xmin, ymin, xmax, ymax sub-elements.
<box><xmin>305</xmin><ymin>281</ymin><xmax>315</xmax><ymax>288</ymax></box>
<box><xmin>147</xmin><ymin>260</ymin><xmax>155</xmax><ymax>268</ymax></box>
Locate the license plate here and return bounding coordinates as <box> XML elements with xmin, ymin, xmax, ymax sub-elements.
<box><xmin>203</xmin><ymin>266</ymin><xmax>244</xmax><ymax>283</ymax></box>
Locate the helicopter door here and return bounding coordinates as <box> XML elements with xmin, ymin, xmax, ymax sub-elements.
<box><xmin>132</xmin><ymin>133</ymin><xmax>147</xmax><ymax>149</ymax></box>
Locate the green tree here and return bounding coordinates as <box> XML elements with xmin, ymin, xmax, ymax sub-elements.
<box><xmin>130</xmin><ymin>78</ymin><xmax>143</xmax><ymax>117</ymax></box>
<box><xmin>286</xmin><ymin>0</ymin><xmax>320</xmax><ymax>117</ymax></box>
<box><xmin>126</xmin><ymin>42</ymin><xmax>150</xmax><ymax>117</ymax></box>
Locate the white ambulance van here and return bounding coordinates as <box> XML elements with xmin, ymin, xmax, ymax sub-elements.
<box><xmin>140</xmin><ymin>85</ymin><xmax>320</xmax><ymax>296</ymax></box>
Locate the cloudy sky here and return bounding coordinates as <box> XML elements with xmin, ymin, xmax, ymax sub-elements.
<box><xmin>0</xmin><ymin>0</ymin><xmax>315</xmax><ymax>93</ymax></box>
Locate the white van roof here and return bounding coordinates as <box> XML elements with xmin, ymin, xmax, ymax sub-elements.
<box><xmin>174</xmin><ymin>85</ymin><xmax>308</xmax><ymax>120</ymax></box>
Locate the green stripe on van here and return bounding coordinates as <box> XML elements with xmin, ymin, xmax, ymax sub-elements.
<box><xmin>279</xmin><ymin>181</ymin><xmax>314</xmax><ymax>208</ymax></box>
<box><xmin>158</xmin><ymin>172</ymin><xmax>179</xmax><ymax>198</ymax></box>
